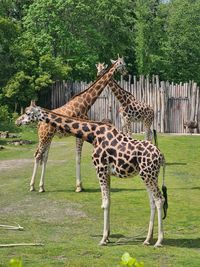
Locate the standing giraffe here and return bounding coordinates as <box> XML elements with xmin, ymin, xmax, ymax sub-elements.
<box><xmin>29</xmin><ymin>57</ymin><xmax>126</xmax><ymax>193</ymax></box>
<box><xmin>96</xmin><ymin>63</ymin><xmax>156</xmax><ymax>144</ymax></box>
<box><xmin>16</xmin><ymin>102</ymin><xmax>168</xmax><ymax>247</ymax></box>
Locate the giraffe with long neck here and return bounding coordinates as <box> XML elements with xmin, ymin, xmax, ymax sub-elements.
<box><xmin>29</xmin><ymin>57</ymin><xmax>126</xmax><ymax>193</ymax></box>
<box><xmin>96</xmin><ymin>63</ymin><xmax>156</xmax><ymax>143</ymax></box>
<box><xmin>16</xmin><ymin>102</ymin><xmax>168</xmax><ymax>247</ymax></box>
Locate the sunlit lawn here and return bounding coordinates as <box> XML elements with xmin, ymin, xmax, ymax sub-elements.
<box><xmin>0</xmin><ymin>128</ymin><xmax>200</xmax><ymax>266</ymax></box>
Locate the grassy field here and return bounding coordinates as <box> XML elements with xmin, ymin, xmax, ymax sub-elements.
<box><xmin>0</xmin><ymin>128</ymin><xmax>200</xmax><ymax>267</ymax></box>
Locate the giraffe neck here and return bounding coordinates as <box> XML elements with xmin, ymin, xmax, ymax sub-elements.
<box><xmin>108</xmin><ymin>79</ymin><xmax>135</xmax><ymax>107</ymax></box>
<box><xmin>37</xmin><ymin>108</ymin><xmax>107</xmax><ymax>144</ymax></box>
<box><xmin>68</xmin><ymin>63</ymin><xmax>119</xmax><ymax>113</ymax></box>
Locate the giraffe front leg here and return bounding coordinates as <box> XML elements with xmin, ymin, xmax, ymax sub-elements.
<box><xmin>75</xmin><ymin>138</ymin><xmax>84</xmax><ymax>192</ymax></box>
<box><xmin>98</xmin><ymin>173</ymin><xmax>111</xmax><ymax>246</ymax></box>
<box><xmin>143</xmin><ymin>189</ymin><xmax>156</xmax><ymax>246</ymax></box>
<box><xmin>30</xmin><ymin>157</ymin><xmax>39</xmax><ymax>192</ymax></box>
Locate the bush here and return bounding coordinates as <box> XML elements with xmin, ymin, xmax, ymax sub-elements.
<box><xmin>0</xmin><ymin>105</ymin><xmax>10</xmax><ymax>121</ymax></box>
<box><xmin>120</xmin><ymin>252</ymin><xmax>144</xmax><ymax>267</ymax></box>
<box><xmin>9</xmin><ymin>258</ymin><xmax>23</xmax><ymax>267</ymax></box>
<box><xmin>0</xmin><ymin>106</ymin><xmax>20</xmax><ymax>132</ymax></box>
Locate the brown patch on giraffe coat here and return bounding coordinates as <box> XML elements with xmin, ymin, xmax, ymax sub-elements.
<box><xmin>55</xmin><ymin>117</ymin><xmax>62</xmax><ymax>123</ymax></box>
<box><xmin>51</xmin><ymin>114</ymin><xmax>57</xmax><ymax>119</ymax></box>
<box><xmin>86</xmin><ymin>95</ymin><xmax>91</xmax><ymax>103</ymax></box>
<box><xmin>82</xmin><ymin>124</ymin><xmax>90</xmax><ymax>132</ymax></box>
<box><xmin>72</xmin><ymin>123</ymin><xmax>79</xmax><ymax>129</ymax></box>
<box><xmin>110</xmin><ymin>139</ymin><xmax>118</xmax><ymax>146</ymax></box>
<box><xmin>76</xmin><ymin>130</ymin><xmax>83</xmax><ymax>139</ymax></box>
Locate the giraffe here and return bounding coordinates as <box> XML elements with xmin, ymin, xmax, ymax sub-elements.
<box><xmin>16</xmin><ymin>102</ymin><xmax>168</xmax><ymax>247</ymax></box>
<box><xmin>96</xmin><ymin>63</ymin><xmax>156</xmax><ymax>144</ymax></box>
<box><xmin>28</xmin><ymin>56</ymin><xmax>126</xmax><ymax>193</ymax></box>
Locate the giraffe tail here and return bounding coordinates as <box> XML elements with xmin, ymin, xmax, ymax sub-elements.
<box><xmin>153</xmin><ymin>129</ymin><xmax>158</xmax><ymax>147</ymax></box>
<box><xmin>161</xmin><ymin>155</ymin><xmax>168</xmax><ymax>220</ymax></box>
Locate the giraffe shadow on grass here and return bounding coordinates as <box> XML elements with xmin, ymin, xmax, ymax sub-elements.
<box><xmin>85</xmin><ymin>188</ymin><xmax>146</xmax><ymax>193</ymax></box>
<box><xmin>107</xmin><ymin>237</ymin><xmax>200</xmax><ymax>248</ymax></box>
<box><xmin>166</xmin><ymin>162</ymin><xmax>187</xmax><ymax>166</ymax></box>
<box><xmin>49</xmin><ymin>188</ymin><xmax>146</xmax><ymax>193</ymax></box>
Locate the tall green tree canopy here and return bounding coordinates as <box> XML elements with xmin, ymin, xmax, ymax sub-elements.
<box><xmin>22</xmin><ymin>0</ymin><xmax>135</xmax><ymax>80</ymax></box>
<box><xmin>1</xmin><ymin>0</ymin><xmax>200</xmax><ymax>113</ymax></box>
<box><xmin>164</xmin><ymin>0</ymin><xmax>200</xmax><ymax>83</ymax></box>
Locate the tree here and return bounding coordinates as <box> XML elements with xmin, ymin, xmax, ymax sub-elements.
<box><xmin>22</xmin><ymin>0</ymin><xmax>136</xmax><ymax>80</ymax></box>
<box><xmin>164</xmin><ymin>0</ymin><xmax>200</xmax><ymax>83</ymax></box>
<box><xmin>134</xmin><ymin>0</ymin><xmax>168</xmax><ymax>76</ymax></box>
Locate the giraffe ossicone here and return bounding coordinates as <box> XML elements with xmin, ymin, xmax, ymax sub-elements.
<box><xmin>16</xmin><ymin>103</ymin><xmax>168</xmax><ymax>247</ymax></box>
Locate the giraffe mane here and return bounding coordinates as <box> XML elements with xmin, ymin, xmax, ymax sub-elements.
<box><xmin>111</xmin><ymin>79</ymin><xmax>133</xmax><ymax>97</ymax></box>
<box><xmin>40</xmin><ymin>107</ymin><xmax>114</xmax><ymax>126</ymax></box>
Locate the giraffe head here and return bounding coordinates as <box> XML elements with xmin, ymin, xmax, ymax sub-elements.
<box><xmin>96</xmin><ymin>63</ymin><xmax>108</xmax><ymax>77</ymax></box>
<box><xmin>15</xmin><ymin>101</ymin><xmax>42</xmax><ymax>126</ymax></box>
<box><xmin>96</xmin><ymin>56</ymin><xmax>126</xmax><ymax>77</ymax></box>
<box><xmin>110</xmin><ymin>55</ymin><xmax>127</xmax><ymax>75</ymax></box>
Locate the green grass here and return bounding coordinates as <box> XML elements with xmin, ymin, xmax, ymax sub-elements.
<box><xmin>0</xmin><ymin>131</ymin><xmax>200</xmax><ymax>267</ymax></box>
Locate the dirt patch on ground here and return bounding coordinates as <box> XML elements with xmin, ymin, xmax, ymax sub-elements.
<box><xmin>0</xmin><ymin>158</ymin><xmax>67</xmax><ymax>171</ymax></box>
<box><xmin>0</xmin><ymin>159</ymin><xmax>33</xmax><ymax>171</ymax></box>
<box><xmin>0</xmin><ymin>197</ymin><xmax>86</xmax><ymax>223</ymax></box>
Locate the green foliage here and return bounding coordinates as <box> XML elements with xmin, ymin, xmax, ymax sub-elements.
<box><xmin>39</xmin><ymin>54</ymin><xmax>71</xmax><ymax>81</ymax></box>
<box><xmin>0</xmin><ymin>17</ymin><xmax>19</xmax><ymax>88</ymax></box>
<box><xmin>164</xmin><ymin>0</ymin><xmax>200</xmax><ymax>83</ymax></box>
<box><xmin>22</xmin><ymin>0</ymin><xmax>135</xmax><ymax>80</ymax></box>
<box><xmin>134</xmin><ymin>0</ymin><xmax>200</xmax><ymax>82</ymax></box>
<box><xmin>3</xmin><ymin>71</ymin><xmax>34</xmax><ymax>101</ymax></box>
<box><xmin>0</xmin><ymin>105</ymin><xmax>20</xmax><ymax>132</ymax></box>
<box><xmin>121</xmin><ymin>252</ymin><xmax>144</xmax><ymax>267</ymax></box>
<box><xmin>1</xmin><ymin>0</ymin><xmax>200</xmax><ymax>112</ymax></box>
<box><xmin>0</xmin><ymin>104</ymin><xmax>10</xmax><ymax>122</ymax></box>
<box><xmin>9</xmin><ymin>258</ymin><xmax>23</xmax><ymax>267</ymax></box>
<box><xmin>134</xmin><ymin>0</ymin><xmax>168</xmax><ymax>76</ymax></box>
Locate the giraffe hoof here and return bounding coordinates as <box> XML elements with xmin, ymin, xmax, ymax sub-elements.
<box><xmin>30</xmin><ymin>186</ymin><xmax>36</xmax><ymax>192</ymax></box>
<box><xmin>39</xmin><ymin>187</ymin><xmax>45</xmax><ymax>193</ymax></box>
<box><xmin>143</xmin><ymin>240</ymin><xmax>151</xmax><ymax>246</ymax></box>
<box><xmin>154</xmin><ymin>243</ymin><xmax>163</xmax><ymax>248</ymax></box>
<box><xmin>75</xmin><ymin>186</ymin><xmax>83</xmax><ymax>193</ymax></box>
<box><xmin>99</xmin><ymin>241</ymin><xmax>107</xmax><ymax>246</ymax></box>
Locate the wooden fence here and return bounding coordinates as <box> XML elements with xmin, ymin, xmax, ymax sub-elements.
<box><xmin>40</xmin><ymin>75</ymin><xmax>200</xmax><ymax>134</ymax></box>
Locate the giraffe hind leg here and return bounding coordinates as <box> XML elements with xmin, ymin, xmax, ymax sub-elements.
<box><xmin>143</xmin><ymin>189</ymin><xmax>156</xmax><ymax>245</ymax></box>
<box><xmin>38</xmin><ymin>148</ymin><xmax>50</xmax><ymax>193</ymax></box>
<box><xmin>141</xmin><ymin>172</ymin><xmax>164</xmax><ymax>247</ymax></box>
<box><xmin>98</xmin><ymin>172</ymin><xmax>111</xmax><ymax>245</ymax></box>
<box><xmin>127</xmin><ymin>121</ymin><xmax>132</xmax><ymax>137</ymax></box>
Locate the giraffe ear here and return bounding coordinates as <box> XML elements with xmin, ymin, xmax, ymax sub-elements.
<box><xmin>105</xmin><ymin>64</ymin><xmax>108</xmax><ymax>69</ymax></box>
<box><xmin>110</xmin><ymin>59</ymin><xmax>116</xmax><ymax>64</ymax></box>
<box><xmin>95</xmin><ymin>64</ymin><xmax>98</xmax><ymax>68</ymax></box>
<box><xmin>31</xmin><ymin>100</ymin><xmax>36</xmax><ymax>106</ymax></box>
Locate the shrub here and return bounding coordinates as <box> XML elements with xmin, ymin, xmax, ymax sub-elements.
<box><xmin>9</xmin><ymin>258</ymin><xmax>23</xmax><ymax>267</ymax></box>
<box><xmin>120</xmin><ymin>252</ymin><xmax>144</xmax><ymax>267</ymax></box>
